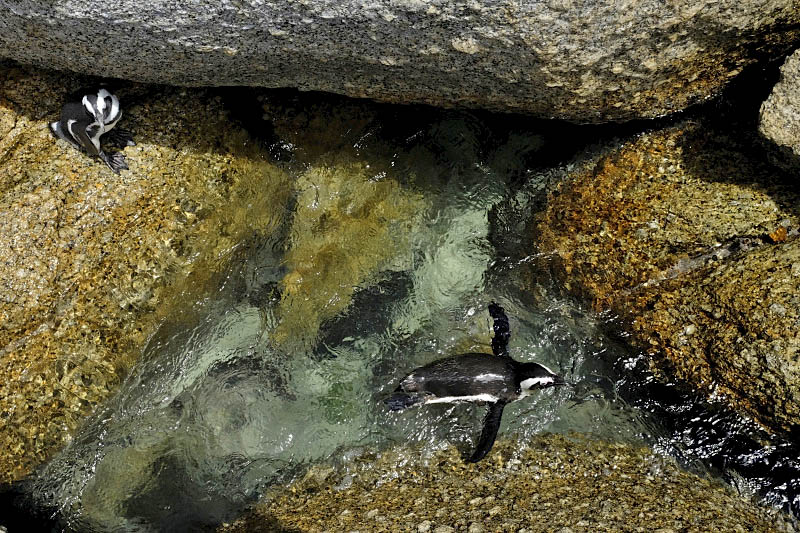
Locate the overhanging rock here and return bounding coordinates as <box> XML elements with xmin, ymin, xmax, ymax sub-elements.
<box><xmin>1</xmin><ymin>0</ymin><xmax>799</xmax><ymax>122</ymax></box>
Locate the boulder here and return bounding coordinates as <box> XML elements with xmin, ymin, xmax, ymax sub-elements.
<box><xmin>0</xmin><ymin>62</ymin><xmax>290</xmax><ymax>483</ymax></box>
<box><xmin>220</xmin><ymin>435</ymin><xmax>794</xmax><ymax>532</ymax></box>
<box><xmin>1</xmin><ymin>1</ymin><xmax>799</xmax><ymax>121</ymax></box>
<box><xmin>760</xmin><ymin>48</ymin><xmax>800</xmax><ymax>157</ymax></box>
<box><xmin>533</xmin><ymin>121</ymin><xmax>800</xmax><ymax>434</ymax></box>
<box><xmin>263</xmin><ymin>98</ymin><xmax>427</xmax><ymax>351</ymax></box>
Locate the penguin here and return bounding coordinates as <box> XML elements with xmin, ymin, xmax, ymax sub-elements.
<box><xmin>385</xmin><ymin>302</ymin><xmax>566</xmax><ymax>463</ymax></box>
<box><xmin>50</xmin><ymin>87</ymin><xmax>135</xmax><ymax>173</ymax></box>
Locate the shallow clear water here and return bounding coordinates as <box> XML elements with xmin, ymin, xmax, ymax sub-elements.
<box><xmin>9</xmin><ymin>94</ymin><xmax>800</xmax><ymax>531</ymax></box>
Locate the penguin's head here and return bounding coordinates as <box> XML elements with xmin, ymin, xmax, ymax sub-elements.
<box><xmin>81</xmin><ymin>88</ymin><xmax>121</xmax><ymax>125</ymax></box>
<box><xmin>517</xmin><ymin>362</ymin><xmax>565</xmax><ymax>395</ymax></box>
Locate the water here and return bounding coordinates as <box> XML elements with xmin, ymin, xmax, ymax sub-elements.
<box><xmin>6</xmin><ymin>91</ymin><xmax>800</xmax><ymax>531</ymax></box>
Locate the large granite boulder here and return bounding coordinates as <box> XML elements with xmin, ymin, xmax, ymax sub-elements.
<box><xmin>220</xmin><ymin>435</ymin><xmax>795</xmax><ymax>532</ymax></box>
<box><xmin>533</xmin><ymin>120</ymin><xmax>800</xmax><ymax>434</ymax></box>
<box><xmin>761</xmin><ymin>48</ymin><xmax>800</xmax><ymax>157</ymax></box>
<box><xmin>0</xmin><ymin>62</ymin><xmax>290</xmax><ymax>483</ymax></box>
<box><xmin>1</xmin><ymin>1</ymin><xmax>800</xmax><ymax>122</ymax></box>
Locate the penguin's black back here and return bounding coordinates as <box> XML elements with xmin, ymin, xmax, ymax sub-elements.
<box><xmin>59</xmin><ymin>100</ymin><xmax>91</xmax><ymax>124</ymax></box>
<box><xmin>400</xmin><ymin>353</ymin><xmax>519</xmax><ymax>401</ymax></box>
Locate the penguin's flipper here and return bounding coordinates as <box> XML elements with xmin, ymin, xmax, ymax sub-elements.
<box><xmin>384</xmin><ymin>392</ymin><xmax>423</xmax><ymax>411</ymax></box>
<box><xmin>467</xmin><ymin>400</ymin><xmax>506</xmax><ymax>463</ymax></box>
<box><xmin>104</xmin><ymin>127</ymin><xmax>136</xmax><ymax>147</ymax></box>
<box><xmin>488</xmin><ymin>302</ymin><xmax>510</xmax><ymax>357</ymax></box>
<box><xmin>100</xmin><ymin>151</ymin><xmax>129</xmax><ymax>174</ymax></box>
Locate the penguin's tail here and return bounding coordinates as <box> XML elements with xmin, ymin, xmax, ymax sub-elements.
<box><xmin>384</xmin><ymin>392</ymin><xmax>423</xmax><ymax>411</ymax></box>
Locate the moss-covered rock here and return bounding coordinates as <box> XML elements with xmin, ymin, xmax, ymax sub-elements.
<box><xmin>533</xmin><ymin>121</ymin><xmax>800</xmax><ymax>433</ymax></box>
<box><xmin>0</xmin><ymin>62</ymin><xmax>290</xmax><ymax>483</ymax></box>
<box><xmin>219</xmin><ymin>435</ymin><xmax>794</xmax><ymax>533</ymax></box>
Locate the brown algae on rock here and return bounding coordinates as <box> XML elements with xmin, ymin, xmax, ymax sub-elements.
<box><xmin>534</xmin><ymin>121</ymin><xmax>800</xmax><ymax>433</ymax></box>
<box><xmin>219</xmin><ymin>434</ymin><xmax>793</xmax><ymax>533</ymax></box>
<box><xmin>639</xmin><ymin>240</ymin><xmax>800</xmax><ymax>435</ymax></box>
<box><xmin>0</xmin><ymin>62</ymin><xmax>290</xmax><ymax>483</ymax></box>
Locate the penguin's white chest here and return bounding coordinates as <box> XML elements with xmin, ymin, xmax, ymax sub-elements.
<box><xmin>424</xmin><ymin>393</ymin><xmax>500</xmax><ymax>405</ymax></box>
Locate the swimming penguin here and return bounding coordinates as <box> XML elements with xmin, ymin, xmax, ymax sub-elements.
<box><xmin>385</xmin><ymin>302</ymin><xmax>565</xmax><ymax>463</ymax></box>
<box><xmin>49</xmin><ymin>87</ymin><xmax>135</xmax><ymax>173</ymax></box>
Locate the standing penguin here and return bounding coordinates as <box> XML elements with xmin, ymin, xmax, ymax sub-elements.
<box><xmin>386</xmin><ymin>302</ymin><xmax>565</xmax><ymax>462</ymax></box>
<box><xmin>50</xmin><ymin>87</ymin><xmax>135</xmax><ymax>173</ymax></box>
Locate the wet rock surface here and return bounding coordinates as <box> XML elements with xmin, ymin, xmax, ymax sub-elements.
<box><xmin>761</xmin><ymin>49</ymin><xmax>800</xmax><ymax>158</ymax></box>
<box><xmin>533</xmin><ymin>120</ymin><xmax>800</xmax><ymax>434</ymax></box>
<box><xmin>1</xmin><ymin>1</ymin><xmax>799</xmax><ymax>122</ymax></box>
<box><xmin>0</xmin><ymin>61</ymin><xmax>289</xmax><ymax>483</ymax></box>
<box><xmin>219</xmin><ymin>434</ymin><xmax>795</xmax><ymax>533</ymax></box>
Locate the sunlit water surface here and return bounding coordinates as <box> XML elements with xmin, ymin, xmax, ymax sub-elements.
<box><xmin>10</xmin><ymin>97</ymin><xmax>800</xmax><ymax>531</ymax></box>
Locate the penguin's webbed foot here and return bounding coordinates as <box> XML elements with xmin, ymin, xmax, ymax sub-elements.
<box><xmin>100</xmin><ymin>151</ymin><xmax>129</xmax><ymax>174</ymax></box>
<box><xmin>104</xmin><ymin>128</ymin><xmax>136</xmax><ymax>148</ymax></box>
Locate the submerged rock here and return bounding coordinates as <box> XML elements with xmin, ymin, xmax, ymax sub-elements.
<box><xmin>219</xmin><ymin>434</ymin><xmax>794</xmax><ymax>532</ymax></box>
<box><xmin>760</xmin><ymin>49</ymin><xmax>800</xmax><ymax>159</ymax></box>
<box><xmin>533</xmin><ymin>121</ymin><xmax>800</xmax><ymax>434</ymax></box>
<box><xmin>258</xmin><ymin>96</ymin><xmax>427</xmax><ymax>352</ymax></box>
<box><xmin>272</xmin><ymin>160</ymin><xmax>425</xmax><ymax>352</ymax></box>
<box><xmin>0</xmin><ymin>62</ymin><xmax>290</xmax><ymax>483</ymax></box>
<box><xmin>1</xmin><ymin>1</ymin><xmax>799</xmax><ymax>121</ymax></box>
